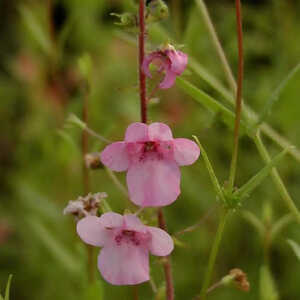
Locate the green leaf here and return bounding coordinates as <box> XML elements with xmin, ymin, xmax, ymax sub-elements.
<box><xmin>260</xmin><ymin>265</ymin><xmax>279</xmax><ymax>300</ymax></box>
<box><xmin>4</xmin><ymin>275</ymin><xmax>12</xmax><ymax>300</ymax></box>
<box><xmin>257</xmin><ymin>63</ymin><xmax>300</xmax><ymax>126</ymax></box>
<box><xmin>287</xmin><ymin>239</ymin><xmax>300</xmax><ymax>261</ymax></box>
<box><xmin>176</xmin><ymin>77</ymin><xmax>238</xmax><ymax>130</ymax></box>
<box><xmin>234</xmin><ymin>147</ymin><xmax>290</xmax><ymax>200</ymax></box>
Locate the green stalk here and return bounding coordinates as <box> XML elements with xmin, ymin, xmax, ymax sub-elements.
<box><xmin>199</xmin><ymin>209</ymin><xmax>228</xmax><ymax>300</ymax></box>
<box><xmin>254</xmin><ymin>132</ymin><xmax>300</xmax><ymax>224</ymax></box>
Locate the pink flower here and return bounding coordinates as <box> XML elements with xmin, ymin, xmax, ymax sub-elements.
<box><xmin>77</xmin><ymin>212</ymin><xmax>174</xmax><ymax>285</ymax></box>
<box><xmin>100</xmin><ymin>122</ymin><xmax>200</xmax><ymax>207</ymax></box>
<box><xmin>142</xmin><ymin>45</ymin><xmax>188</xmax><ymax>89</ymax></box>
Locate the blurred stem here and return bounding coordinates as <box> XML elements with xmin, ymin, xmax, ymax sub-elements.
<box><xmin>47</xmin><ymin>0</ymin><xmax>55</xmax><ymax>46</ymax></box>
<box><xmin>194</xmin><ymin>279</ymin><xmax>223</xmax><ymax>299</ymax></box>
<box><xmin>158</xmin><ymin>208</ymin><xmax>174</xmax><ymax>300</ymax></box>
<box><xmin>254</xmin><ymin>132</ymin><xmax>300</xmax><ymax>224</ymax></box>
<box><xmin>174</xmin><ymin>205</ymin><xmax>216</xmax><ymax>236</ymax></box>
<box><xmin>199</xmin><ymin>209</ymin><xmax>228</xmax><ymax>300</ymax></box>
<box><xmin>172</xmin><ymin>0</ymin><xmax>182</xmax><ymax>40</ymax></box>
<box><xmin>81</xmin><ymin>83</ymin><xmax>95</xmax><ymax>283</ymax></box>
<box><xmin>228</xmin><ymin>0</ymin><xmax>244</xmax><ymax>190</ymax></box>
<box><xmin>139</xmin><ymin>0</ymin><xmax>147</xmax><ymax>123</ymax></box>
<box><xmin>195</xmin><ymin>0</ymin><xmax>236</xmax><ymax>93</ymax></box>
<box><xmin>133</xmin><ymin>286</ymin><xmax>139</xmax><ymax>300</ymax></box>
<box><xmin>105</xmin><ymin>167</ymin><xmax>129</xmax><ymax>198</ymax></box>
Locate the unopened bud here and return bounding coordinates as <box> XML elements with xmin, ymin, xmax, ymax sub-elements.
<box><xmin>146</xmin><ymin>0</ymin><xmax>169</xmax><ymax>23</ymax></box>
<box><xmin>85</xmin><ymin>152</ymin><xmax>103</xmax><ymax>169</ymax></box>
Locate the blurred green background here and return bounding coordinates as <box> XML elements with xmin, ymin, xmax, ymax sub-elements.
<box><xmin>1</xmin><ymin>0</ymin><xmax>300</xmax><ymax>299</ymax></box>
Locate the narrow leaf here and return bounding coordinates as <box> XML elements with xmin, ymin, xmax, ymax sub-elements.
<box><xmin>234</xmin><ymin>147</ymin><xmax>290</xmax><ymax>200</ymax></box>
<box><xmin>260</xmin><ymin>265</ymin><xmax>279</xmax><ymax>300</ymax></box>
<box><xmin>4</xmin><ymin>275</ymin><xmax>12</xmax><ymax>300</ymax></box>
<box><xmin>176</xmin><ymin>77</ymin><xmax>236</xmax><ymax>128</ymax></box>
<box><xmin>258</xmin><ymin>63</ymin><xmax>300</xmax><ymax>125</ymax></box>
<box><xmin>193</xmin><ymin>136</ymin><xmax>224</xmax><ymax>202</ymax></box>
<box><xmin>287</xmin><ymin>239</ymin><xmax>300</xmax><ymax>261</ymax></box>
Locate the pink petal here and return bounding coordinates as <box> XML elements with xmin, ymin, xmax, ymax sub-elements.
<box><xmin>167</xmin><ymin>50</ymin><xmax>188</xmax><ymax>75</ymax></box>
<box><xmin>125</xmin><ymin>123</ymin><xmax>149</xmax><ymax>142</ymax></box>
<box><xmin>159</xmin><ymin>70</ymin><xmax>177</xmax><ymax>89</ymax></box>
<box><xmin>123</xmin><ymin>214</ymin><xmax>147</xmax><ymax>233</ymax></box>
<box><xmin>127</xmin><ymin>159</ymin><xmax>180</xmax><ymax>207</ymax></box>
<box><xmin>148</xmin><ymin>122</ymin><xmax>173</xmax><ymax>141</ymax></box>
<box><xmin>100</xmin><ymin>142</ymin><xmax>129</xmax><ymax>172</ymax></box>
<box><xmin>99</xmin><ymin>212</ymin><xmax>123</xmax><ymax>228</ymax></box>
<box><xmin>147</xmin><ymin>226</ymin><xmax>174</xmax><ymax>256</ymax></box>
<box><xmin>77</xmin><ymin>216</ymin><xmax>107</xmax><ymax>247</ymax></box>
<box><xmin>173</xmin><ymin>138</ymin><xmax>200</xmax><ymax>166</ymax></box>
<box><xmin>98</xmin><ymin>244</ymin><xmax>149</xmax><ymax>285</ymax></box>
<box><xmin>142</xmin><ymin>52</ymin><xmax>162</xmax><ymax>78</ymax></box>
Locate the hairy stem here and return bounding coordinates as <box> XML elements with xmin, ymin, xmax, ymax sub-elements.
<box><xmin>158</xmin><ymin>208</ymin><xmax>174</xmax><ymax>300</ymax></box>
<box><xmin>139</xmin><ymin>0</ymin><xmax>147</xmax><ymax>123</ymax></box>
<box><xmin>254</xmin><ymin>132</ymin><xmax>300</xmax><ymax>224</ymax></box>
<box><xmin>199</xmin><ymin>209</ymin><xmax>228</xmax><ymax>300</ymax></box>
<box><xmin>228</xmin><ymin>0</ymin><xmax>244</xmax><ymax>190</ymax></box>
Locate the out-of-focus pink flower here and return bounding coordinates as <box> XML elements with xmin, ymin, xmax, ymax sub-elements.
<box><xmin>142</xmin><ymin>45</ymin><xmax>188</xmax><ymax>89</ymax></box>
<box><xmin>100</xmin><ymin>122</ymin><xmax>200</xmax><ymax>207</ymax></box>
<box><xmin>77</xmin><ymin>212</ymin><xmax>173</xmax><ymax>285</ymax></box>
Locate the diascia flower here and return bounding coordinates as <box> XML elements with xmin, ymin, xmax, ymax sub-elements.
<box><xmin>100</xmin><ymin>122</ymin><xmax>200</xmax><ymax>207</ymax></box>
<box><xmin>142</xmin><ymin>45</ymin><xmax>188</xmax><ymax>89</ymax></box>
<box><xmin>77</xmin><ymin>212</ymin><xmax>174</xmax><ymax>285</ymax></box>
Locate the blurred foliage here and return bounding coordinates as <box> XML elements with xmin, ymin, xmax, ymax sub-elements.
<box><xmin>0</xmin><ymin>0</ymin><xmax>300</xmax><ymax>299</ymax></box>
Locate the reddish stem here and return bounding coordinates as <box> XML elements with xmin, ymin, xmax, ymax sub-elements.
<box><xmin>228</xmin><ymin>0</ymin><xmax>244</xmax><ymax>189</ymax></box>
<box><xmin>82</xmin><ymin>85</ymin><xmax>90</xmax><ymax>194</ymax></box>
<box><xmin>139</xmin><ymin>0</ymin><xmax>147</xmax><ymax>123</ymax></box>
<box><xmin>133</xmin><ymin>285</ymin><xmax>139</xmax><ymax>300</ymax></box>
<box><xmin>158</xmin><ymin>208</ymin><xmax>175</xmax><ymax>300</ymax></box>
<box><xmin>82</xmin><ymin>84</ymin><xmax>94</xmax><ymax>283</ymax></box>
